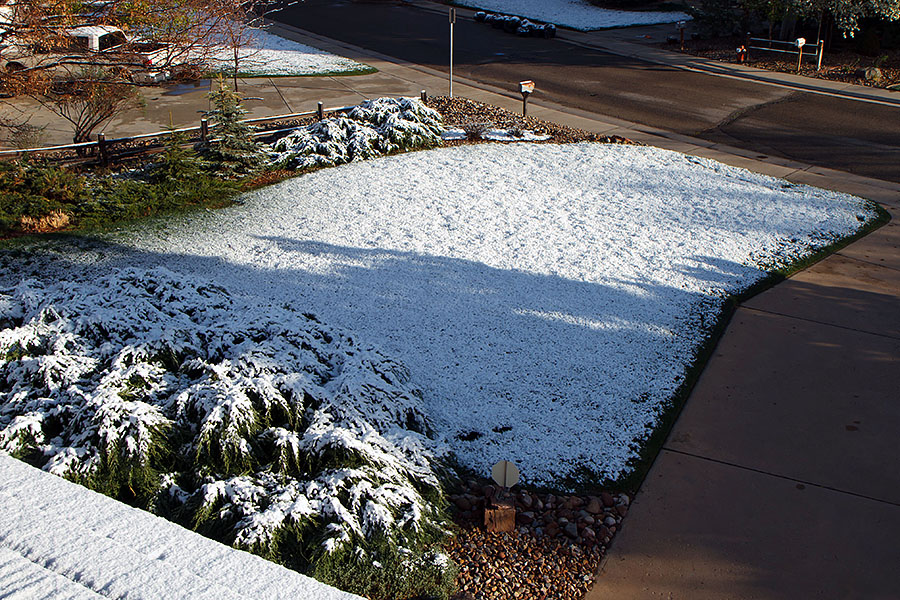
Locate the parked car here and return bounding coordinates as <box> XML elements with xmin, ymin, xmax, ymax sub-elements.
<box><xmin>65</xmin><ymin>25</ymin><xmax>127</xmax><ymax>52</ymax></box>
<box><xmin>1</xmin><ymin>25</ymin><xmax>128</xmax><ymax>71</ymax></box>
<box><xmin>0</xmin><ymin>24</ymin><xmax>173</xmax><ymax>83</ymax></box>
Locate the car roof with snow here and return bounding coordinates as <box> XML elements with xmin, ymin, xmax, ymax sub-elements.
<box><xmin>66</xmin><ymin>25</ymin><xmax>125</xmax><ymax>37</ymax></box>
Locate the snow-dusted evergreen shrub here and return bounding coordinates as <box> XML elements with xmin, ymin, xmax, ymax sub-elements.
<box><xmin>0</xmin><ymin>268</ymin><xmax>454</xmax><ymax>599</ymax></box>
<box><xmin>202</xmin><ymin>77</ymin><xmax>265</xmax><ymax>175</ymax></box>
<box><xmin>268</xmin><ymin>97</ymin><xmax>444</xmax><ymax>169</ymax></box>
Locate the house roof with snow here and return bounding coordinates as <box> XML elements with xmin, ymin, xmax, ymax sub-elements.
<box><xmin>0</xmin><ymin>453</ymin><xmax>363</xmax><ymax>600</ymax></box>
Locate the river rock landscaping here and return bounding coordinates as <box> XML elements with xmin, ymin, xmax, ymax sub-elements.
<box><xmin>445</xmin><ymin>483</ymin><xmax>630</xmax><ymax>600</ymax></box>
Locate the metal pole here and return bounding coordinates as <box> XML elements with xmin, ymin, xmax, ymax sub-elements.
<box><xmin>317</xmin><ymin>101</ymin><xmax>324</xmax><ymax>120</ymax></box>
<box><xmin>816</xmin><ymin>12</ymin><xmax>825</xmax><ymax>71</ymax></box>
<box><xmin>449</xmin><ymin>8</ymin><xmax>456</xmax><ymax>97</ymax></box>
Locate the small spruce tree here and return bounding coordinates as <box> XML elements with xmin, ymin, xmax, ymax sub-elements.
<box><xmin>201</xmin><ymin>76</ymin><xmax>264</xmax><ymax>175</ymax></box>
<box><xmin>156</xmin><ymin>126</ymin><xmax>203</xmax><ymax>188</ymax></box>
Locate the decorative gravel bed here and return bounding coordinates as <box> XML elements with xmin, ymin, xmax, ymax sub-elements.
<box><xmin>446</xmin><ymin>481</ymin><xmax>630</xmax><ymax>600</ymax></box>
<box><xmin>425</xmin><ymin>96</ymin><xmax>633</xmax><ymax>145</ymax></box>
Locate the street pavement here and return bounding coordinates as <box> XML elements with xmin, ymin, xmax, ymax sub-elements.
<box><xmin>267</xmin><ymin>0</ymin><xmax>900</xmax><ymax>183</ymax></box>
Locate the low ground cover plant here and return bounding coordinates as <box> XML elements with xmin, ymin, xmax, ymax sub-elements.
<box><xmin>0</xmin><ymin>156</ymin><xmax>237</xmax><ymax>236</ymax></box>
<box><xmin>0</xmin><ymin>268</ymin><xmax>456</xmax><ymax>599</ymax></box>
<box><xmin>268</xmin><ymin>97</ymin><xmax>445</xmax><ymax>169</ymax></box>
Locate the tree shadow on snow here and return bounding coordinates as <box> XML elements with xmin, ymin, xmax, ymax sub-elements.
<box><xmin>0</xmin><ymin>233</ymin><xmax>758</xmax><ymax>487</ymax></box>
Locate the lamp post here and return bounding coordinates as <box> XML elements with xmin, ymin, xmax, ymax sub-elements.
<box><xmin>449</xmin><ymin>8</ymin><xmax>456</xmax><ymax>97</ymax></box>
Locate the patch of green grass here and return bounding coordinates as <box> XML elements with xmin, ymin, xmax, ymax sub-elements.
<box><xmin>313</xmin><ymin>534</ymin><xmax>457</xmax><ymax>600</ymax></box>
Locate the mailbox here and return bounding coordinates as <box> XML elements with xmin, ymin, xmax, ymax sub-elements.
<box><xmin>520</xmin><ymin>80</ymin><xmax>535</xmax><ymax>95</ymax></box>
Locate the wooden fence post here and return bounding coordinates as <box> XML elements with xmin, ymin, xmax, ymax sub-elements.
<box><xmin>97</xmin><ymin>133</ymin><xmax>108</xmax><ymax>165</ymax></box>
<box><xmin>200</xmin><ymin>118</ymin><xmax>209</xmax><ymax>142</ymax></box>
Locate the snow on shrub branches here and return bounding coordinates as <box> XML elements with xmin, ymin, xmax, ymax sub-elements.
<box><xmin>268</xmin><ymin>97</ymin><xmax>444</xmax><ymax>169</ymax></box>
<box><xmin>0</xmin><ymin>267</ymin><xmax>451</xmax><ymax>587</ymax></box>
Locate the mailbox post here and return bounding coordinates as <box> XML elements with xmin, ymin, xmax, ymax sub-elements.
<box><xmin>794</xmin><ymin>37</ymin><xmax>806</xmax><ymax>72</ymax></box>
<box><xmin>676</xmin><ymin>20</ymin><xmax>686</xmax><ymax>51</ymax></box>
<box><xmin>519</xmin><ymin>80</ymin><xmax>534</xmax><ymax>116</ymax></box>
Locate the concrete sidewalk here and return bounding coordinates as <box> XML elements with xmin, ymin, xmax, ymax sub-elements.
<box><xmin>586</xmin><ymin>208</ymin><xmax>900</xmax><ymax>598</ymax></box>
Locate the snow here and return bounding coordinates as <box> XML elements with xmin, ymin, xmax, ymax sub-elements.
<box><xmin>441</xmin><ymin>127</ymin><xmax>551</xmax><ymax>142</ymax></box>
<box><xmin>208</xmin><ymin>26</ymin><xmax>370</xmax><ymax>76</ymax></box>
<box><xmin>0</xmin><ymin>452</ymin><xmax>362</xmax><ymax>600</ymax></box>
<box><xmin>459</xmin><ymin>0</ymin><xmax>690</xmax><ymax>30</ymax></box>
<box><xmin>268</xmin><ymin>97</ymin><xmax>443</xmax><ymax>168</ymax></box>
<box><xmin>0</xmin><ymin>268</ymin><xmax>448</xmax><ymax>562</ymax></box>
<box><xmin>2</xmin><ymin>142</ymin><xmax>872</xmax><ymax>486</ymax></box>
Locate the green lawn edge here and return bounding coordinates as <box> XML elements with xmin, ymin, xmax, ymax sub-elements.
<box><xmin>581</xmin><ymin>200</ymin><xmax>893</xmax><ymax>496</ymax></box>
<box><xmin>209</xmin><ymin>65</ymin><xmax>378</xmax><ymax>79</ymax></box>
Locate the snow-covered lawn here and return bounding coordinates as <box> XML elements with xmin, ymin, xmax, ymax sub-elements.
<box><xmin>458</xmin><ymin>0</ymin><xmax>690</xmax><ymax>30</ymax></box>
<box><xmin>39</xmin><ymin>142</ymin><xmax>869</xmax><ymax>486</ymax></box>
<box><xmin>208</xmin><ymin>26</ymin><xmax>372</xmax><ymax>77</ymax></box>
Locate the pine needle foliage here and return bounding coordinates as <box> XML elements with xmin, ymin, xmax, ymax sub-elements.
<box><xmin>202</xmin><ymin>76</ymin><xmax>264</xmax><ymax>175</ymax></box>
<box><xmin>0</xmin><ymin>268</ymin><xmax>455</xmax><ymax>600</ymax></box>
<box><xmin>155</xmin><ymin>126</ymin><xmax>204</xmax><ymax>189</ymax></box>
<box><xmin>0</xmin><ymin>161</ymin><xmax>90</xmax><ymax>233</ymax></box>
<box><xmin>268</xmin><ymin>97</ymin><xmax>444</xmax><ymax>170</ymax></box>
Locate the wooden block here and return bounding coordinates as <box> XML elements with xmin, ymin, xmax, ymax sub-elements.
<box><xmin>484</xmin><ymin>499</ymin><xmax>516</xmax><ymax>533</ymax></box>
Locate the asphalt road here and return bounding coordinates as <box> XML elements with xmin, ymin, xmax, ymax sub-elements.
<box><xmin>271</xmin><ymin>0</ymin><xmax>900</xmax><ymax>183</ymax></box>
